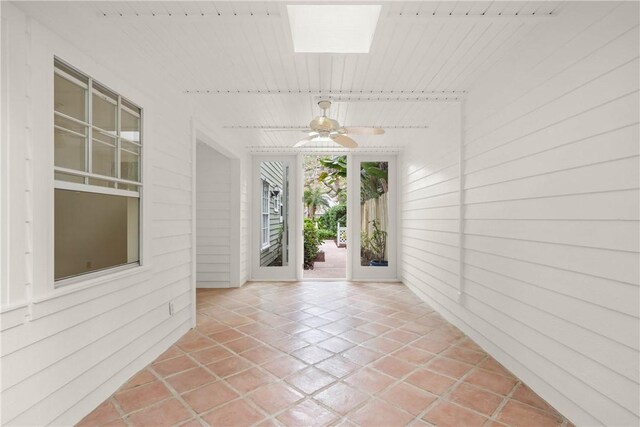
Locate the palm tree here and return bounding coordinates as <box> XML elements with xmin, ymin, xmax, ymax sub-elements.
<box><xmin>319</xmin><ymin>156</ymin><xmax>388</xmax><ymax>202</ymax></box>
<box><xmin>304</xmin><ymin>186</ymin><xmax>329</xmax><ymax>218</ymax></box>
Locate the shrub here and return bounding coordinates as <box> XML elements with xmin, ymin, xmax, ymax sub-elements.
<box><xmin>303</xmin><ymin>218</ymin><xmax>320</xmax><ymax>269</ymax></box>
<box><xmin>318</xmin><ymin>204</ymin><xmax>347</xmax><ymax>234</ymax></box>
<box><xmin>318</xmin><ymin>228</ymin><xmax>335</xmax><ymax>240</ymax></box>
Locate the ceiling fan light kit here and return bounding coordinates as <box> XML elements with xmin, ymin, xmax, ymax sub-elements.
<box><xmin>296</xmin><ymin>100</ymin><xmax>385</xmax><ymax>149</ymax></box>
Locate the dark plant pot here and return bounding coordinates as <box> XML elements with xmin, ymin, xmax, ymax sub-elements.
<box><xmin>369</xmin><ymin>260</ymin><xmax>388</xmax><ymax>267</ymax></box>
<box><xmin>315</xmin><ymin>251</ymin><xmax>325</xmax><ymax>262</ymax></box>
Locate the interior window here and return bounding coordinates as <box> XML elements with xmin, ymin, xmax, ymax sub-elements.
<box><xmin>54</xmin><ymin>58</ymin><xmax>142</xmax><ymax>282</ymax></box>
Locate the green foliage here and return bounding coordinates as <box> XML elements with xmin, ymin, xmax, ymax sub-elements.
<box><xmin>361</xmin><ymin>219</ymin><xmax>387</xmax><ymax>264</ymax></box>
<box><xmin>318</xmin><ymin>155</ymin><xmax>347</xmax><ymax>198</ymax></box>
<box><xmin>369</xmin><ymin>219</ymin><xmax>388</xmax><ymax>261</ymax></box>
<box><xmin>318</xmin><ymin>228</ymin><xmax>335</xmax><ymax>240</ymax></box>
<box><xmin>303</xmin><ymin>218</ymin><xmax>320</xmax><ymax>269</ymax></box>
<box><xmin>317</xmin><ymin>204</ymin><xmax>347</xmax><ymax>234</ymax></box>
<box><xmin>318</xmin><ymin>156</ymin><xmax>388</xmax><ymax>202</ymax></box>
<box><xmin>303</xmin><ymin>186</ymin><xmax>329</xmax><ymax>218</ymax></box>
<box><xmin>360</xmin><ymin>162</ymin><xmax>389</xmax><ymax>202</ymax></box>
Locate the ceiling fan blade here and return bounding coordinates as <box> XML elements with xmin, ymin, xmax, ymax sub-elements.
<box><xmin>331</xmin><ymin>134</ymin><xmax>358</xmax><ymax>149</ymax></box>
<box><xmin>342</xmin><ymin>127</ymin><xmax>385</xmax><ymax>135</ymax></box>
<box><xmin>293</xmin><ymin>136</ymin><xmax>314</xmax><ymax>147</ymax></box>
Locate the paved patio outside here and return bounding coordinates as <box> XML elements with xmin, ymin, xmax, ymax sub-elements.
<box><xmin>304</xmin><ymin>239</ymin><xmax>346</xmax><ymax>279</ymax></box>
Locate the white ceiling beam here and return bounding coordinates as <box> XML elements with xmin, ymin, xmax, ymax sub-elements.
<box><xmin>97</xmin><ymin>13</ymin><xmax>281</xmax><ymax>22</ymax></box>
<box><xmin>223</xmin><ymin>125</ymin><xmax>430</xmax><ymax>130</ymax></box>
<box><xmin>385</xmin><ymin>13</ymin><xmax>558</xmax><ymax>22</ymax></box>
<box><xmin>184</xmin><ymin>89</ymin><xmax>466</xmax><ymax>95</ymax></box>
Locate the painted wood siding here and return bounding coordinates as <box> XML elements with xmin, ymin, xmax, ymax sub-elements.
<box><xmin>259</xmin><ymin>161</ymin><xmax>285</xmax><ymax>266</ymax></box>
<box><xmin>400</xmin><ymin>3</ymin><xmax>639</xmax><ymax>426</ymax></box>
<box><xmin>196</xmin><ymin>143</ymin><xmax>231</xmax><ymax>287</ymax></box>
<box><xmin>0</xmin><ymin>4</ymin><xmax>194</xmax><ymax>425</ymax></box>
<box><xmin>240</xmin><ymin>155</ymin><xmax>250</xmax><ymax>284</ymax></box>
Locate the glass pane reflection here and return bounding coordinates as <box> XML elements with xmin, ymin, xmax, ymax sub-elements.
<box><xmin>259</xmin><ymin>161</ymin><xmax>289</xmax><ymax>267</ymax></box>
<box><xmin>360</xmin><ymin>161</ymin><xmax>389</xmax><ymax>267</ymax></box>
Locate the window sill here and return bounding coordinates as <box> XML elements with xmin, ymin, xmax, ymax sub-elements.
<box><xmin>38</xmin><ymin>263</ymin><xmax>150</xmax><ymax>303</ymax></box>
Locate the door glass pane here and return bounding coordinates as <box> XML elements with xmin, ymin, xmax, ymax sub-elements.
<box><xmin>54</xmin><ymin>73</ymin><xmax>86</xmax><ymax>121</ymax></box>
<box><xmin>92</xmin><ymin>133</ymin><xmax>116</xmax><ymax>177</ymax></box>
<box><xmin>55</xmin><ymin>128</ymin><xmax>86</xmax><ymax>171</ymax></box>
<box><xmin>92</xmin><ymin>89</ymin><xmax>117</xmax><ymax>133</ymax></box>
<box><xmin>55</xmin><ymin>189</ymin><xmax>139</xmax><ymax>280</ymax></box>
<box><xmin>360</xmin><ymin>161</ymin><xmax>389</xmax><ymax>266</ymax></box>
<box><xmin>259</xmin><ymin>161</ymin><xmax>289</xmax><ymax>267</ymax></box>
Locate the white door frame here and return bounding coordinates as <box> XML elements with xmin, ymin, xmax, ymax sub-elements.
<box><xmin>350</xmin><ymin>154</ymin><xmax>398</xmax><ymax>281</ymax></box>
<box><xmin>295</xmin><ymin>152</ymin><xmax>398</xmax><ymax>282</ymax></box>
<box><xmin>251</xmin><ymin>155</ymin><xmax>298</xmax><ymax>280</ymax></box>
<box><xmin>297</xmin><ymin>153</ymin><xmax>353</xmax><ymax>281</ymax></box>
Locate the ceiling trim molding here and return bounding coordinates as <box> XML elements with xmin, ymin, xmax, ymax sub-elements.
<box><xmin>247</xmin><ymin>146</ymin><xmax>403</xmax><ymax>153</ymax></box>
<box><xmin>185</xmin><ymin>89</ymin><xmax>466</xmax><ymax>95</ymax></box>
<box><xmin>223</xmin><ymin>126</ymin><xmax>429</xmax><ymax>131</ymax></box>
<box><xmin>185</xmin><ymin>90</ymin><xmax>466</xmax><ymax>101</ymax></box>
<box><xmin>328</xmin><ymin>96</ymin><xmax>461</xmax><ymax>103</ymax></box>
<box><xmin>98</xmin><ymin>13</ymin><xmax>281</xmax><ymax>21</ymax></box>
<box><xmin>386</xmin><ymin>12</ymin><xmax>557</xmax><ymax>22</ymax></box>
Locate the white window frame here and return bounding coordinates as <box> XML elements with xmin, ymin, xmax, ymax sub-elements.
<box><xmin>53</xmin><ymin>58</ymin><xmax>143</xmax><ymax>285</ymax></box>
<box><xmin>273</xmin><ymin>189</ymin><xmax>281</xmax><ymax>214</ymax></box>
<box><xmin>261</xmin><ymin>180</ymin><xmax>270</xmax><ymax>250</ymax></box>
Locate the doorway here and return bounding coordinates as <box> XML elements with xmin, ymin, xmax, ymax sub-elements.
<box><xmin>251</xmin><ymin>153</ymin><xmax>396</xmax><ymax>282</ymax></box>
<box><xmin>302</xmin><ymin>155</ymin><xmax>347</xmax><ymax>279</ymax></box>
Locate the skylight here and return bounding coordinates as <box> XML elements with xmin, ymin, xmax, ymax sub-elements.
<box><xmin>287</xmin><ymin>5</ymin><xmax>381</xmax><ymax>53</ymax></box>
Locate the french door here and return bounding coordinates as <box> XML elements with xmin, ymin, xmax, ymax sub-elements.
<box><xmin>251</xmin><ymin>155</ymin><xmax>298</xmax><ymax>280</ymax></box>
<box><xmin>251</xmin><ymin>153</ymin><xmax>396</xmax><ymax>281</ymax></box>
<box><xmin>349</xmin><ymin>154</ymin><xmax>397</xmax><ymax>281</ymax></box>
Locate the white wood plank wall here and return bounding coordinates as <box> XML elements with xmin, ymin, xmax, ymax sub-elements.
<box><xmin>400</xmin><ymin>2</ymin><xmax>639</xmax><ymax>426</ymax></box>
<box><xmin>196</xmin><ymin>143</ymin><xmax>232</xmax><ymax>287</ymax></box>
<box><xmin>0</xmin><ymin>4</ymin><xmax>195</xmax><ymax>425</ymax></box>
<box><xmin>240</xmin><ymin>154</ymin><xmax>250</xmax><ymax>284</ymax></box>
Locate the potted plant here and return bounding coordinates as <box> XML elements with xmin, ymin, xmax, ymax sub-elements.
<box><xmin>367</xmin><ymin>220</ymin><xmax>388</xmax><ymax>267</ymax></box>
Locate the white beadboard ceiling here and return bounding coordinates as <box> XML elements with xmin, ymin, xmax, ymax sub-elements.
<box><xmin>16</xmin><ymin>1</ymin><xmax>564</xmax><ymax>148</ymax></box>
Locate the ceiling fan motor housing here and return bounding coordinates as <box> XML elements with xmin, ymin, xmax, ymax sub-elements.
<box><xmin>309</xmin><ymin>116</ymin><xmax>340</xmax><ymax>133</ymax></box>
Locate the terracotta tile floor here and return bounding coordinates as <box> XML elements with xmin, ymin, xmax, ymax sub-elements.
<box><xmin>78</xmin><ymin>281</ymin><xmax>573</xmax><ymax>427</ymax></box>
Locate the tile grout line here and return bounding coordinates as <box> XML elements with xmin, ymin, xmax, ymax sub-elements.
<box><xmin>110</xmin><ymin>396</ymin><xmax>132</xmax><ymax>426</ymax></box>
<box><xmin>92</xmin><ymin>284</ymin><xmax>571</xmax><ymax>427</ymax></box>
<box><xmin>212</xmin><ymin>286</ymin><xmax>497</xmax><ymax>425</ymax></box>
<box><xmin>177</xmin><ymin>329</ymin><xmax>273</xmax><ymax>426</ymax></box>
<box><xmin>148</xmin><ymin>361</ymin><xmax>206</xmax><ymax>426</ymax></box>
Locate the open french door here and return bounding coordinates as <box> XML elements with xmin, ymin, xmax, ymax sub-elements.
<box><xmin>251</xmin><ymin>155</ymin><xmax>298</xmax><ymax>280</ymax></box>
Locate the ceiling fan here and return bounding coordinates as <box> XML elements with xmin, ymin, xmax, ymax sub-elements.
<box><xmin>294</xmin><ymin>100</ymin><xmax>384</xmax><ymax>148</ymax></box>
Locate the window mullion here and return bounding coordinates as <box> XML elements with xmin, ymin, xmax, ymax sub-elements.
<box><xmin>116</xmin><ymin>95</ymin><xmax>122</xmax><ymax>181</ymax></box>
<box><xmin>87</xmin><ymin>77</ymin><xmax>93</xmax><ymax>183</ymax></box>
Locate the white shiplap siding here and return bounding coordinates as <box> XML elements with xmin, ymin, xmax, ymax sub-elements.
<box><xmin>240</xmin><ymin>155</ymin><xmax>250</xmax><ymax>284</ymax></box>
<box><xmin>196</xmin><ymin>143</ymin><xmax>232</xmax><ymax>287</ymax></box>
<box><xmin>0</xmin><ymin>4</ymin><xmax>195</xmax><ymax>425</ymax></box>
<box><xmin>400</xmin><ymin>2</ymin><xmax>639</xmax><ymax>426</ymax></box>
